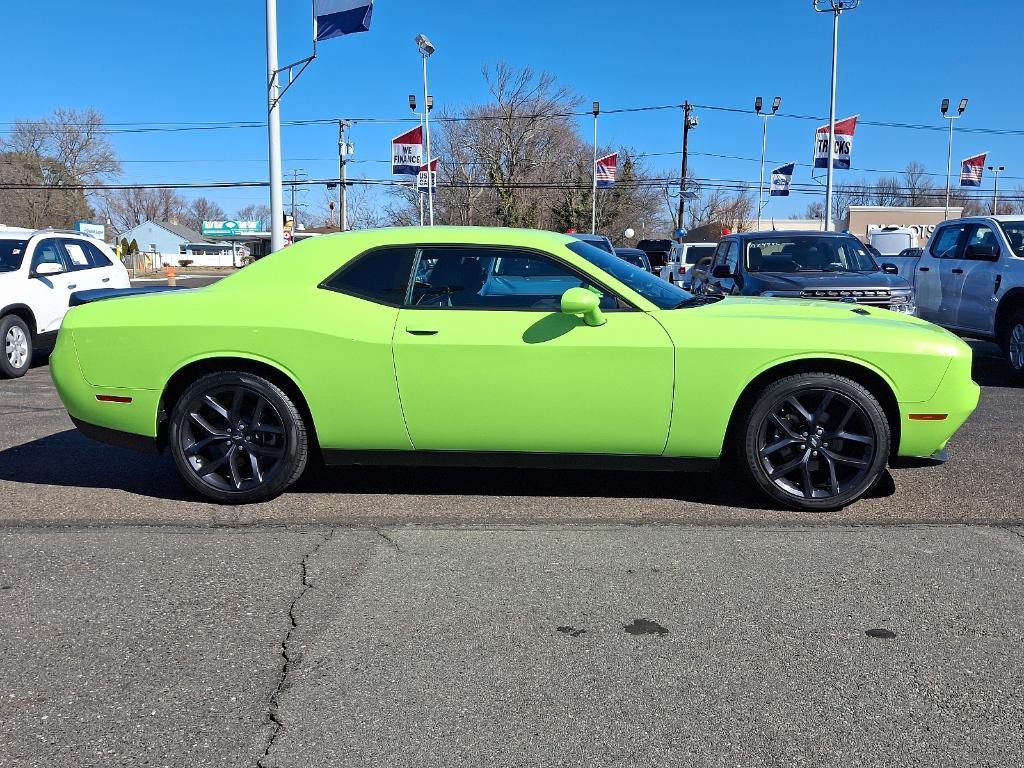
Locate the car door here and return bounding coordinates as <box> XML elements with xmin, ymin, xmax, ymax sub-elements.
<box><xmin>392</xmin><ymin>245</ymin><xmax>675</xmax><ymax>455</ymax></box>
<box><xmin>22</xmin><ymin>238</ymin><xmax>77</xmax><ymax>333</ymax></box>
<box><xmin>60</xmin><ymin>239</ymin><xmax>110</xmax><ymax>293</ymax></box>
<box><xmin>955</xmin><ymin>223</ymin><xmax>1002</xmax><ymax>334</ymax></box>
<box><xmin>707</xmin><ymin>240</ymin><xmax>741</xmax><ymax>295</ymax></box>
<box><xmin>80</xmin><ymin>239</ymin><xmax>130</xmax><ymax>289</ymax></box>
<box><xmin>916</xmin><ymin>223</ymin><xmax>968</xmax><ymax>325</ymax></box>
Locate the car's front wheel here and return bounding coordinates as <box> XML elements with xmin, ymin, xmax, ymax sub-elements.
<box><xmin>168</xmin><ymin>371</ymin><xmax>309</xmax><ymax>503</ymax></box>
<box><xmin>1</xmin><ymin>315</ymin><xmax>32</xmax><ymax>379</ymax></box>
<box><xmin>739</xmin><ymin>373</ymin><xmax>890</xmax><ymax>511</ymax></box>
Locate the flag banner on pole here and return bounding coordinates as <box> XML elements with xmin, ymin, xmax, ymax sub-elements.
<box><xmin>960</xmin><ymin>153</ymin><xmax>987</xmax><ymax>187</ymax></box>
<box><xmin>813</xmin><ymin>115</ymin><xmax>858</xmax><ymax>170</ymax></box>
<box><xmin>314</xmin><ymin>0</ymin><xmax>373</xmax><ymax>41</ymax></box>
<box><xmin>770</xmin><ymin>163</ymin><xmax>796</xmax><ymax>196</ymax></box>
<box><xmin>595</xmin><ymin>153</ymin><xmax>617</xmax><ymax>189</ymax></box>
<box><xmin>391</xmin><ymin>126</ymin><xmax>423</xmax><ymax>176</ymax></box>
<box><xmin>417</xmin><ymin>158</ymin><xmax>439</xmax><ymax>192</ymax></box>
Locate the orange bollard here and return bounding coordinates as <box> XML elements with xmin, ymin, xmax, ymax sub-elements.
<box><xmin>165</xmin><ymin>265</ymin><xmax>177</xmax><ymax>287</ymax></box>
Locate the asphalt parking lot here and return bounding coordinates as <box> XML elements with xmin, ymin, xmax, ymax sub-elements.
<box><xmin>1</xmin><ymin>339</ymin><xmax>1022</xmax><ymax>767</ymax></box>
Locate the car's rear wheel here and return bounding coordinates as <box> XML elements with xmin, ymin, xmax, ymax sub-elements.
<box><xmin>1</xmin><ymin>315</ymin><xmax>32</xmax><ymax>379</ymax></box>
<box><xmin>1002</xmin><ymin>308</ymin><xmax>1024</xmax><ymax>380</ymax></box>
<box><xmin>168</xmin><ymin>372</ymin><xmax>308</xmax><ymax>504</ymax></box>
<box><xmin>739</xmin><ymin>373</ymin><xmax>890</xmax><ymax>511</ymax></box>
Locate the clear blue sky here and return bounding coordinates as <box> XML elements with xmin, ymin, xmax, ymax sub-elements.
<box><xmin>3</xmin><ymin>0</ymin><xmax>1021</xmax><ymax>222</ymax></box>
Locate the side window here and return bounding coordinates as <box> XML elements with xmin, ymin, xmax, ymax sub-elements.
<box><xmin>321</xmin><ymin>246</ymin><xmax>417</xmax><ymax>305</ymax></box>
<box><xmin>84</xmin><ymin>242</ymin><xmax>114</xmax><ymax>268</ymax></box>
<box><xmin>725</xmin><ymin>241</ymin><xmax>740</xmax><ymax>272</ymax></box>
<box><xmin>408</xmin><ymin>247</ymin><xmax>616</xmax><ymax>310</ymax></box>
<box><xmin>965</xmin><ymin>224</ymin><xmax>997</xmax><ymax>253</ymax></box>
<box><xmin>930</xmin><ymin>225</ymin><xmax>967</xmax><ymax>259</ymax></box>
<box><xmin>30</xmin><ymin>239</ymin><xmax>67</xmax><ymax>272</ymax></box>
<box><xmin>711</xmin><ymin>241</ymin><xmax>729</xmax><ymax>267</ymax></box>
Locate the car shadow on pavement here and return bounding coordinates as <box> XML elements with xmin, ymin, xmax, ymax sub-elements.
<box><xmin>969</xmin><ymin>341</ymin><xmax>1022</xmax><ymax>389</ymax></box>
<box><xmin>0</xmin><ymin>430</ymin><xmax>897</xmax><ymax>511</ymax></box>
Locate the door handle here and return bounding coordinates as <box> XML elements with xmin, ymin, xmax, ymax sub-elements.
<box><xmin>67</xmin><ymin>284</ymin><xmax>77</xmax><ymax>290</ymax></box>
<box><xmin>918</xmin><ymin>267</ymin><xmax>930</xmax><ymax>272</ymax></box>
<box><xmin>101</xmin><ymin>277</ymin><xmax>111</xmax><ymax>283</ymax></box>
<box><xmin>405</xmin><ymin>328</ymin><xmax>438</xmax><ymax>336</ymax></box>
<box><xmin>951</xmin><ymin>268</ymin><xmax>964</xmax><ymax>274</ymax></box>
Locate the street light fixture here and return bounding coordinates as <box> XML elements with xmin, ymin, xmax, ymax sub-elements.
<box><xmin>988</xmin><ymin>165</ymin><xmax>1006</xmax><ymax>215</ymax></box>
<box><xmin>755</xmin><ymin>95</ymin><xmax>782</xmax><ymax>230</ymax></box>
<box><xmin>415</xmin><ymin>34</ymin><xmax>436</xmax><ymax>225</ymax></box>
<box><xmin>941</xmin><ymin>97</ymin><xmax>968</xmax><ymax>219</ymax></box>
<box><xmin>813</xmin><ymin>0</ymin><xmax>861</xmax><ymax>231</ymax></box>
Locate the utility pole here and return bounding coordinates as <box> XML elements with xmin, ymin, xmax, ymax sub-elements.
<box><xmin>676</xmin><ymin>102</ymin><xmax>697</xmax><ymax>239</ymax></box>
<box><xmin>287</xmin><ymin>169</ymin><xmax>306</xmax><ymax>228</ymax></box>
<box><xmin>591</xmin><ymin>101</ymin><xmax>600</xmax><ymax>234</ymax></box>
<box><xmin>265</xmin><ymin>0</ymin><xmax>284</xmax><ymax>252</ymax></box>
<box><xmin>338</xmin><ymin>120</ymin><xmax>351</xmax><ymax>231</ymax></box>
<box><xmin>988</xmin><ymin>165</ymin><xmax>1006</xmax><ymax>215</ymax></box>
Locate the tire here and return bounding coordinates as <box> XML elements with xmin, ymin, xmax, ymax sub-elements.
<box><xmin>1</xmin><ymin>315</ymin><xmax>32</xmax><ymax>379</ymax></box>
<box><xmin>738</xmin><ymin>373</ymin><xmax>890</xmax><ymax>512</ymax></box>
<box><xmin>1001</xmin><ymin>308</ymin><xmax>1024</xmax><ymax>381</ymax></box>
<box><xmin>168</xmin><ymin>371</ymin><xmax>308</xmax><ymax>504</ymax></box>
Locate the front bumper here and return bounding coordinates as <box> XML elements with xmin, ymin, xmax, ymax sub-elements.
<box><xmin>896</xmin><ymin>355</ymin><xmax>980</xmax><ymax>459</ymax></box>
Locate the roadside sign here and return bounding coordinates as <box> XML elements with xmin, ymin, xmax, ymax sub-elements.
<box><xmin>202</xmin><ymin>220</ymin><xmax>264</xmax><ymax>237</ymax></box>
<box><xmin>75</xmin><ymin>221</ymin><xmax>105</xmax><ymax>240</ymax></box>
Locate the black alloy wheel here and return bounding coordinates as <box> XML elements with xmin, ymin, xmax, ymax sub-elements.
<box><xmin>740</xmin><ymin>373</ymin><xmax>890</xmax><ymax>511</ymax></box>
<box><xmin>169</xmin><ymin>372</ymin><xmax>308</xmax><ymax>503</ymax></box>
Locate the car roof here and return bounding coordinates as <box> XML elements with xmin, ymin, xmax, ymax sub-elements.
<box><xmin>572</xmin><ymin>233</ymin><xmax>611</xmax><ymax>242</ymax></box>
<box><xmin>0</xmin><ymin>227</ymin><xmax>33</xmax><ymax>239</ymax></box>
<box><xmin>614</xmin><ymin>247</ymin><xmax>645</xmax><ymax>254</ymax></box>
<box><xmin>942</xmin><ymin>215</ymin><xmax>1024</xmax><ymax>224</ymax></box>
<box><xmin>733</xmin><ymin>230</ymin><xmax>857</xmax><ymax>239</ymax></box>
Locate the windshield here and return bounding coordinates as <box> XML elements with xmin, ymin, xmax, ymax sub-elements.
<box><xmin>567</xmin><ymin>241</ymin><xmax>693</xmax><ymax>309</ymax></box>
<box><xmin>618</xmin><ymin>251</ymin><xmax>647</xmax><ymax>268</ymax></box>
<box><xmin>998</xmin><ymin>221</ymin><xmax>1024</xmax><ymax>257</ymax></box>
<box><xmin>0</xmin><ymin>239</ymin><xmax>28</xmax><ymax>272</ymax></box>
<box><xmin>746</xmin><ymin>235</ymin><xmax>879</xmax><ymax>273</ymax></box>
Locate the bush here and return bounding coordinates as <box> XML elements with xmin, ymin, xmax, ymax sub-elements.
<box><xmin>178</xmin><ymin>259</ymin><xmax>194</xmax><ymax>268</ymax></box>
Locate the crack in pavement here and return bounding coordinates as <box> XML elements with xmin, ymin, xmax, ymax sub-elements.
<box><xmin>374</xmin><ymin>528</ymin><xmax>401</xmax><ymax>551</ymax></box>
<box><xmin>256</xmin><ymin>527</ymin><xmax>336</xmax><ymax>768</ymax></box>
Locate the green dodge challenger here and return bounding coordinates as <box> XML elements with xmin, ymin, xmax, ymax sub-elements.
<box><xmin>50</xmin><ymin>227</ymin><xmax>979</xmax><ymax>510</ymax></box>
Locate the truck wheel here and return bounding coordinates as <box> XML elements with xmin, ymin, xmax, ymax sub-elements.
<box><xmin>738</xmin><ymin>372</ymin><xmax>890</xmax><ymax>512</ymax></box>
<box><xmin>1003</xmin><ymin>308</ymin><xmax>1024</xmax><ymax>380</ymax></box>
<box><xmin>1</xmin><ymin>315</ymin><xmax>32</xmax><ymax>379</ymax></box>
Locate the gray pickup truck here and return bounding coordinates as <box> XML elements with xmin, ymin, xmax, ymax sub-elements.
<box><xmin>896</xmin><ymin>216</ymin><xmax>1024</xmax><ymax>379</ymax></box>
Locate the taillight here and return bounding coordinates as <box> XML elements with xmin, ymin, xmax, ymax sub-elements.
<box><xmin>680</xmin><ymin>266</ymin><xmax>688</xmax><ymax>274</ymax></box>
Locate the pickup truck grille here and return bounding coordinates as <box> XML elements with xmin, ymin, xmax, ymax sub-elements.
<box><xmin>800</xmin><ymin>288</ymin><xmax>893</xmax><ymax>307</ymax></box>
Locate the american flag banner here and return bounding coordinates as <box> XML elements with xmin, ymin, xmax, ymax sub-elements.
<box><xmin>595</xmin><ymin>153</ymin><xmax>617</xmax><ymax>189</ymax></box>
<box><xmin>960</xmin><ymin>153</ymin><xmax>987</xmax><ymax>187</ymax></box>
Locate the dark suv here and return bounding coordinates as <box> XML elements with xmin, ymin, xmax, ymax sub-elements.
<box><xmin>698</xmin><ymin>231</ymin><xmax>916</xmax><ymax>315</ymax></box>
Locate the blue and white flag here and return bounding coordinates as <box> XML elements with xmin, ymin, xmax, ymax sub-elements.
<box><xmin>770</xmin><ymin>163</ymin><xmax>795</xmax><ymax>196</ymax></box>
<box><xmin>314</xmin><ymin>0</ymin><xmax>373</xmax><ymax>42</ymax></box>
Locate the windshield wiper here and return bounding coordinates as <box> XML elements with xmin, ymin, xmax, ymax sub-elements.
<box><xmin>673</xmin><ymin>295</ymin><xmax>721</xmax><ymax>309</ymax></box>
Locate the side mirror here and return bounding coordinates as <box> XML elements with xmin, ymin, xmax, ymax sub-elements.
<box><xmin>33</xmin><ymin>262</ymin><xmax>64</xmax><ymax>277</ymax></box>
<box><xmin>561</xmin><ymin>287</ymin><xmax>606</xmax><ymax>327</ymax></box>
<box><xmin>881</xmin><ymin>263</ymin><xmax>899</xmax><ymax>275</ymax></box>
<box><xmin>711</xmin><ymin>264</ymin><xmax>733</xmax><ymax>279</ymax></box>
<box><xmin>965</xmin><ymin>243</ymin><xmax>999</xmax><ymax>261</ymax></box>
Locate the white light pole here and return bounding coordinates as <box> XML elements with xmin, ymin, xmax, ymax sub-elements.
<box><xmin>813</xmin><ymin>0</ymin><xmax>859</xmax><ymax>231</ymax></box>
<box><xmin>416</xmin><ymin>34</ymin><xmax>436</xmax><ymax>226</ymax></box>
<box><xmin>265</xmin><ymin>0</ymin><xmax>285</xmax><ymax>252</ymax></box>
<box><xmin>591</xmin><ymin>101</ymin><xmax>600</xmax><ymax>234</ymax></box>
<box><xmin>942</xmin><ymin>98</ymin><xmax>968</xmax><ymax>220</ymax></box>
<box><xmin>988</xmin><ymin>165</ymin><xmax>1006</xmax><ymax>215</ymax></box>
<box><xmin>755</xmin><ymin>96</ymin><xmax>781</xmax><ymax>230</ymax></box>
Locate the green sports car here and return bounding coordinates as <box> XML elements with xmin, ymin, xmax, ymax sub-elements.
<box><xmin>50</xmin><ymin>227</ymin><xmax>979</xmax><ymax>510</ymax></box>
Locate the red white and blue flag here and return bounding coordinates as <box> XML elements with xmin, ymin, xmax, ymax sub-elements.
<box><xmin>813</xmin><ymin>115</ymin><xmax>858</xmax><ymax>170</ymax></box>
<box><xmin>960</xmin><ymin>153</ymin><xmax>987</xmax><ymax>187</ymax></box>
<box><xmin>314</xmin><ymin>0</ymin><xmax>373</xmax><ymax>42</ymax></box>
<box><xmin>391</xmin><ymin>126</ymin><xmax>423</xmax><ymax>176</ymax></box>
<box><xmin>595</xmin><ymin>153</ymin><xmax>617</xmax><ymax>189</ymax></box>
<box><xmin>417</xmin><ymin>158</ymin><xmax>438</xmax><ymax>192</ymax></box>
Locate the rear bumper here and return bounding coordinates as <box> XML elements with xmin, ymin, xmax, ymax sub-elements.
<box><xmin>70</xmin><ymin>416</ymin><xmax>160</xmax><ymax>454</ymax></box>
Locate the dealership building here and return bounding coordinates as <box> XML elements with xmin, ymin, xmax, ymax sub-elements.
<box><xmin>845</xmin><ymin>206</ymin><xmax>962</xmax><ymax>244</ymax></box>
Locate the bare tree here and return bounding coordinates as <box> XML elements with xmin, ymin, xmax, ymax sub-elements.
<box><xmin>236</xmin><ymin>203</ymin><xmax>272</xmax><ymax>228</ymax></box>
<box><xmin>0</xmin><ymin>108</ymin><xmax>120</xmax><ymax>228</ymax></box>
<box><xmin>182</xmin><ymin>197</ymin><xmax>225</xmax><ymax>232</ymax></box>
<box><xmin>903</xmin><ymin>161</ymin><xmax>937</xmax><ymax>206</ymax></box>
<box><xmin>102</xmin><ymin>187</ymin><xmax>186</xmax><ymax>232</ymax></box>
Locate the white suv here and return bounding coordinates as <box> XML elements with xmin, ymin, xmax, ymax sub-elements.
<box><xmin>1</xmin><ymin>228</ymin><xmax>130</xmax><ymax>378</ymax></box>
<box><xmin>659</xmin><ymin>242</ymin><xmax>718</xmax><ymax>287</ymax></box>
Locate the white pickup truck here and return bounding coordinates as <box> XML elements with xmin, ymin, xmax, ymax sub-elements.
<box><xmin>898</xmin><ymin>216</ymin><xmax>1024</xmax><ymax>379</ymax></box>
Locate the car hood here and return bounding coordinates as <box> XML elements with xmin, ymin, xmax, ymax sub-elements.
<box><xmin>749</xmin><ymin>271</ymin><xmax>911</xmax><ymax>292</ymax></box>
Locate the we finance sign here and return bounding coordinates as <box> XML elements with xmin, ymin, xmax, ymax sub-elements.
<box><xmin>392</xmin><ymin>126</ymin><xmax>423</xmax><ymax>176</ymax></box>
